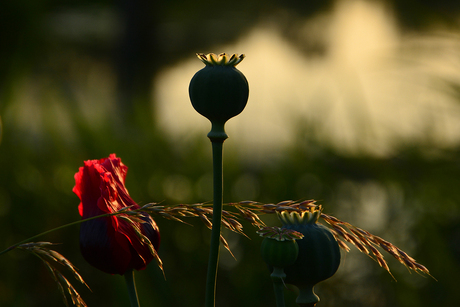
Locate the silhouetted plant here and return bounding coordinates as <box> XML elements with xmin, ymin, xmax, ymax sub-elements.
<box><xmin>0</xmin><ymin>53</ymin><xmax>433</xmax><ymax>307</ymax></box>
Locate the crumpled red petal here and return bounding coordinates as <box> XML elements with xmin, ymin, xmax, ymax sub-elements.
<box><xmin>73</xmin><ymin>154</ymin><xmax>160</xmax><ymax>275</ymax></box>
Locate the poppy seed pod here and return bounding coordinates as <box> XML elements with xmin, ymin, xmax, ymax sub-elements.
<box><xmin>261</xmin><ymin>238</ymin><xmax>299</xmax><ymax>269</ymax></box>
<box><xmin>279</xmin><ymin>208</ymin><xmax>341</xmax><ymax>306</ymax></box>
<box><xmin>189</xmin><ymin>53</ymin><xmax>249</xmax><ymax>128</ymax></box>
<box><xmin>258</xmin><ymin>227</ymin><xmax>304</xmax><ymax>279</ymax></box>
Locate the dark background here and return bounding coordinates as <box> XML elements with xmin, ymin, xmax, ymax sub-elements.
<box><xmin>1</xmin><ymin>0</ymin><xmax>460</xmax><ymax>306</ymax></box>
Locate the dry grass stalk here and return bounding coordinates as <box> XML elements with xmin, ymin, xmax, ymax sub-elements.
<box><xmin>320</xmin><ymin>211</ymin><xmax>434</xmax><ymax>279</ymax></box>
<box><xmin>138</xmin><ymin>202</ymin><xmax>265</xmax><ymax>257</ymax></box>
<box><xmin>10</xmin><ymin>198</ymin><xmax>431</xmax><ymax>306</ymax></box>
<box><xmin>249</xmin><ymin>200</ymin><xmax>432</xmax><ymax>279</ymax></box>
<box><xmin>135</xmin><ymin>200</ymin><xmax>433</xmax><ymax>279</ymax></box>
<box><xmin>17</xmin><ymin>242</ymin><xmax>89</xmax><ymax>307</ymax></box>
<box><xmin>117</xmin><ymin>215</ymin><xmax>164</xmax><ymax>277</ymax></box>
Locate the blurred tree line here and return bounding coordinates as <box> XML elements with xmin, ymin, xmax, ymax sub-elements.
<box><xmin>1</xmin><ymin>0</ymin><xmax>460</xmax><ymax>306</ymax></box>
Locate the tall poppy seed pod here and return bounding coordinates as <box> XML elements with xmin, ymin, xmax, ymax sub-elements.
<box><xmin>279</xmin><ymin>208</ymin><xmax>341</xmax><ymax>306</ymax></box>
<box><xmin>189</xmin><ymin>53</ymin><xmax>249</xmax><ymax>141</ymax></box>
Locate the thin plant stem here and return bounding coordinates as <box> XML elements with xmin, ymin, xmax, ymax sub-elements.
<box><xmin>271</xmin><ymin>268</ymin><xmax>286</xmax><ymax>307</ymax></box>
<box><xmin>272</xmin><ymin>278</ymin><xmax>286</xmax><ymax>307</ymax></box>
<box><xmin>0</xmin><ymin>211</ymin><xmax>121</xmax><ymax>256</ymax></box>
<box><xmin>205</xmin><ymin>139</ymin><xmax>225</xmax><ymax>307</ymax></box>
<box><xmin>124</xmin><ymin>269</ymin><xmax>141</xmax><ymax>307</ymax></box>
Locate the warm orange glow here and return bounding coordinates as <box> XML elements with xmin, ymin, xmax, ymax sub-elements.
<box><xmin>155</xmin><ymin>0</ymin><xmax>460</xmax><ymax>158</ymax></box>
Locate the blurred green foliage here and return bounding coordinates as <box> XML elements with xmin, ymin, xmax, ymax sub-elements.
<box><xmin>1</xmin><ymin>0</ymin><xmax>460</xmax><ymax>306</ymax></box>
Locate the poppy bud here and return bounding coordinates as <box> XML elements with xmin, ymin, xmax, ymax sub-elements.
<box><xmin>73</xmin><ymin>154</ymin><xmax>160</xmax><ymax>275</ymax></box>
<box><xmin>279</xmin><ymin>209</ymin><xmax>341</xmax><ymax>306</ymax></box>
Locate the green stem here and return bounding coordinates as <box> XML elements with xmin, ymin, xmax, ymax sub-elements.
<box><xmin>0</xmin><ymin>211</ymin><xmax>122</xmax><ymax>256</ymax></box>
<box><xmin>272</xmin><ymin>278</ymin><xmax>286</xmax><ymax>307</ymax></box>
<box><xmin>271</xmin><ymin>268</ymin><xmax>286</xmax><ymax>307</ymax></box>
<box><xmin>205</xmin><ymin>134</ymin><xmax>226</xmax><ymax>307</ymax></box>
<box><xmin>124</xmin><ymin>269</ymin><xmax>141</xmax><ymax>307</ymax></box>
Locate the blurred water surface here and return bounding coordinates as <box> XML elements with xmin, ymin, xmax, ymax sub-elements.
<box><xmin>157</xmin><ymin>0</ymin><xmax>460</xmax><ymax>158</ymax></box>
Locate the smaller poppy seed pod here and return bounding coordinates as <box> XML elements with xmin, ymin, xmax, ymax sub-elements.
<box><xmin>258</xmin><ymin>227</ymin><xmax>304</xmax><ymax>279</ymax></box>
<box><xmin>189</xmin><ymin>53</ymin><xmax>249</xmax><ymax>141</ymax></box>
<box><xmin>261</xmin><ymin>238</ymin><xmax>298</xmax><ymax>269</ymax></box>
<box><xmin>279</xmin><ymin>208</ymin><xmax>341</xmax><ymax>306</ymax></box>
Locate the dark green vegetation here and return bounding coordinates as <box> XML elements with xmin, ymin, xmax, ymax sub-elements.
<box><xmin>1</xmin><ymin>1</ymin><xmax>460</xmax><ymax>306</ymax></box>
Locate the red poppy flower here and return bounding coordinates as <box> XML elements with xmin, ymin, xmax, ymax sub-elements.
<box><xmin>73</xmin><ymin>154</ymin><xmax>160</xmax><ymax>275</ymax></box>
